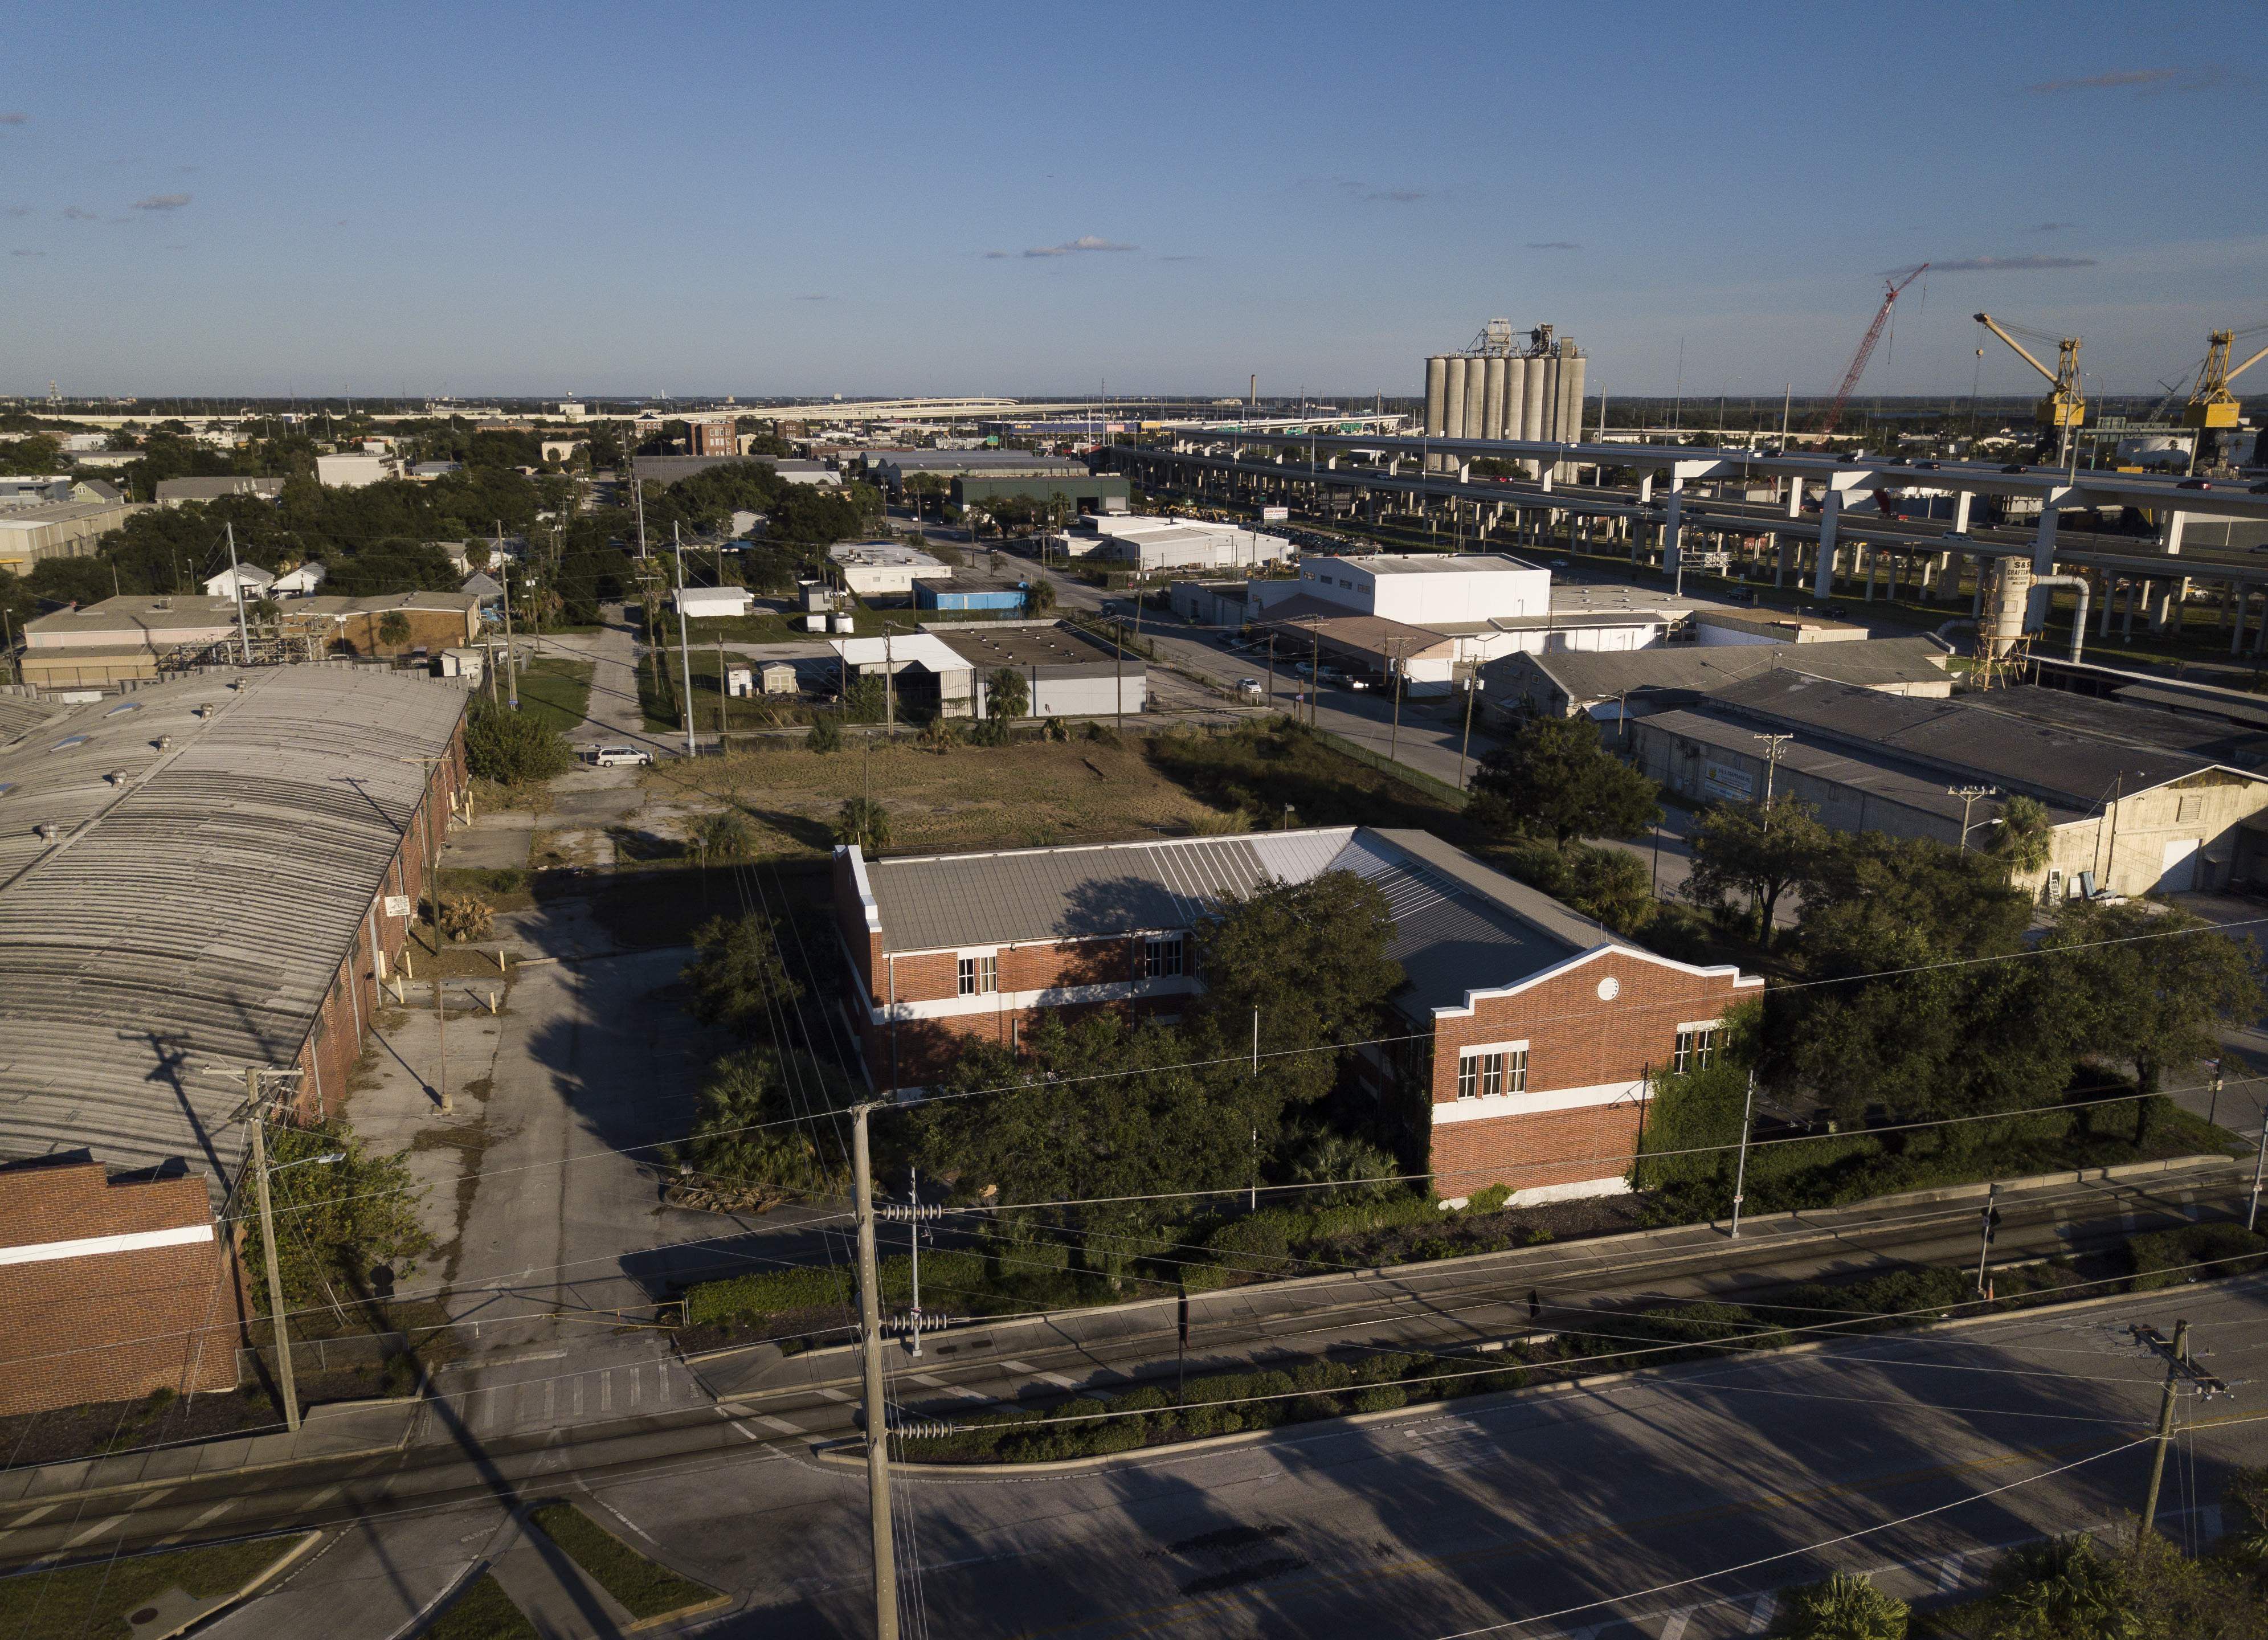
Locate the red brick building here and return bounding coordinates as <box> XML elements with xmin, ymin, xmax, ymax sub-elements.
<box><xmin>0</xmin><ymin>1160</ymin><xmax>249</xmax><ymax>1416</ymax></box>
<box><xmin>834</xmin><ymin>828</ymin><xmax>1758</xmax><ymax>1205</ymax></box>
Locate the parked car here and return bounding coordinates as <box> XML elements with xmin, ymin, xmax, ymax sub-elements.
<box><xmin>1235</xmin><ymin>677</ymin><xmax>1265</xmax><ymax>700</ymax></box>
<box><xmin>591</xmin><ymin>745</ymin><xmax>653</xmax><ymax>767</ymax></box>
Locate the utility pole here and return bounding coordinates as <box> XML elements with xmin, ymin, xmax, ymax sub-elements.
<box><xmin>424</xmin><ymin>764</ymin><xmax>451</xmax><ymax>1115</ymax></box>
<box><xmin>1728</xmin><ymin>1069</ymin><xmax>1756</xmax><ymax>1238</ymax></box>
<box><xmin>1458</xmin><ymin>662</ymin><xmax>1478</xmax><ymax>791</ymax></box>
<box><xmin>214</xmin><ymin>1064</ymin><xmax>308</xmax><ymax>1433</ymax></box>
<box><xmin>1386</xmin><ymin>638</ymin><xmax>1407</xmax><ymax>766</ymax></box>
<box><xmin>1265</xmin><ymin>632</ymin><xmax>1278</xmax><ymax>717</ymax></box>
<box><xmin>2249</xmin><ymin>1111</ymin><xmax>2266</xmax><ymax>1233</ymax></box>
<box><xmin>226</xmin><ymin>523</ymin><xmax>252</xmax><ymax>664</ymax></box>
<box><xmin>907</xmin><ymin>1165</ymin><xmax>922</xmax><ymax>1359</ymax></box>
<box><xmin>2132</xmin><ymin>1320</ymin><xmax>2227</xmax><ymax>1547</ymax></box>
<box><xmin>850</xmin><ymin>1104</ymin><xmax>900</xmax><ymax>1640</ymax></box>
<box><xmin>1950</xmin><ymin>784</ymin><xmax>1997</xmax><ymax>852</ymax></box>
<box><xmin>501</xmin><ymin>560</ymin><xmax>518</xmax><ymax>711</ymax></box>
<box><xmin>1974</xmin><ymin>1183</ymin><xmax>2000</xmax><ymax>1298</ymax></box>
<box><xmin>1752</xmin><ymin>732</ymin><xmax>1792</xmax><ymax>820</ymax></box>
<box><xmin>672</xmin><ymin>525</ymin><xmax>696</xmax><ymax>758</ymax></box>
<box><xmin>1114</xmin><ymin>616</ymin><xmax>1125</xmax><ymax>737</ymax></box>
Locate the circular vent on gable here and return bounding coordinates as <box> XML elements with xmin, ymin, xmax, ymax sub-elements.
<box><xmin>1596</xmin><ymin>976</ymin><xmax>1621</xmax><ymax>1001</ymax></box>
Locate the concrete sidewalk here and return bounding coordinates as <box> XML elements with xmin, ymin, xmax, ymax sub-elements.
<box><xmin>0</xmin><ymin>1396</ymin><xmax>419</xmax><ymax>1507</ymax></box>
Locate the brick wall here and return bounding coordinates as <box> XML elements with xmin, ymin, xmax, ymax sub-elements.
<box><xmin>0</xmin><ymin>1162</ymin><xmax>247</xmax><ymax>1416</ymax></box>
<box><xmin>1426</xmin><ymin>952</ymin><xmax>1754</xmax><ymax>1199</ymax></box>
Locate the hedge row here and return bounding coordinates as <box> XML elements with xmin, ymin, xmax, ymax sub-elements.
<box><xmin>896</xmin><ymin>1349</ymin><xmax>1529</xmax><ymax>1464</ymax></box>
<box><xmin>683</xmin><ymin>1249</ymin><xmax>988</xmax><ymax>1328</ymax></box>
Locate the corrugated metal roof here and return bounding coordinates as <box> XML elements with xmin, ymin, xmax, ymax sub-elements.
<box><xmin>0</xmin><ymin>666</ymin><xmax>469</xmax><ymax>1190</ymax></box>
<box><xmin>862</xmin><ymin>825</ymin><xmax>1611</xmax><ymax>1017</ymax></box>
<box><xmin>0</xmin><ymin>692</ymin><xmax>70</xmax><ymax>744</ymax></box>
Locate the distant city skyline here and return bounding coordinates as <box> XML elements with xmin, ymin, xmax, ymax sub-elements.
<box><xmin>3</xmin><ymin>2</ymin><xmax>2261</xmax><ymax>402</ymax></box>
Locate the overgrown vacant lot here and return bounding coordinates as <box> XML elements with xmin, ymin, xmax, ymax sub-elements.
<box><xmin>662</xmin><ymin>729</ymin><xmax>1237</xmax><ymax>857</ymax></box>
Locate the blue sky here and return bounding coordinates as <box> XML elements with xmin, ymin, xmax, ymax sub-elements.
<box><xmin>3</xmin><ymin>2</ymin><xmax>2262</xmax><ymax>400</ymax></box>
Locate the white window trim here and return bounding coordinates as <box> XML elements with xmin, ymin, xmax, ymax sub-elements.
<box><xmin>1674</xmin><ymin>1019</ymin><xmax>1726</xmax><ymax>1036</ymax></box>
<box><xmin>1455</xmin><ymin>1040</ymin><xmax>1532</xmax><ymax>1102</ymax></box>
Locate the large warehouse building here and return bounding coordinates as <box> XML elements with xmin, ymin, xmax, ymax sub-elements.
<box><xmin>0</xmin><ymin>667</ymin><xmax>469</xmax><ymax>1413</ymax></box>
<box><xmin>832</xmin><ymin>827</ymin><xmax>1756</xmax><ymax>1205</ymax></box>
<box><xmin>1628</xmin><ymin>674</ymin><xmax>2268</xmax><ymax>899</ymax></box>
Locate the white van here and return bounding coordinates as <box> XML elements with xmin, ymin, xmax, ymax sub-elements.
<box><xmin>591</xmin><ymin>745</ymin><xmax>652</xmax><ymax>768</ymax></box>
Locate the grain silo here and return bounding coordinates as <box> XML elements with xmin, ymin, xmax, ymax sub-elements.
<box><xmin>1461</xmin><ymin>361</ymin><xmax>1486</xmax><ymax>445</ymax></box>
<box><xmin>1482</xmin><ymin>356</ymin><xmax>1507</xmax><ymax>440</ymax></box>
<box><xmin>1424</xmin><ymin>356</ymin><xmax>1448</xmax><ymax>439</ymax></box>
<box><xmin>1503</xmin><ymin>355</ymin><xmax>1529</xmax><ymax>439</ymax></box>
<box><xmin>1444</xmin><ymin>357</ymin><xmax>1469</xmax><ymax>439</ymax></box>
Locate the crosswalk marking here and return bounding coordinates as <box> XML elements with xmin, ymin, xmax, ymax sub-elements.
<box><xmin>817</xmin><ymin>1388</ymin><xmax>854</xmax><ymax>1402</ymax></box>
<box><xmin>750</xmin><ymin>1414</ymin><xmax>803</xmax><ymax>1435</ymax></box>
<box><xmin>61</xmin><ymin>1515</ymin><xmax>128</xmax><ymax>1549</ymax></box>
<box><xmin>1748</xmin><ymin>1592</ymin><xmax>1777</xmax><ymax>1634</ymax></box>
<box><xmin>303</xmin><ymin>1485</ymin><xmax>342</xmax><ymax>1511</ymax></box>
<box><xmin>3</xmin><ymin>1503</ymin><xmax>59</xmax><ymax>1529</ymax></box>
<box><xmin>154</xmin><ymin>1498</ymin><xmax>236</xmax><ymax>1547</ymax></box>
<box><xmin>1031</xmin><ymin>1371</ymin><xmax>1082</xmax><ymax>1390</ymax></box>
<box><xmin>1936</xmin><ymin>1555</ymin><xmax>1966</xmax><ymax>1593</ymax></box>
<box><xmin>1658</xmin><ymin>1610</ymin><xmax>1689</xmax><ymax>1640</ymax></box>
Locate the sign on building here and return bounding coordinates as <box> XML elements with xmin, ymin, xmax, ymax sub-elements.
<box><xmin>1261</xmin><ymin>506</ymin><xmax>1289</xmax><ymax>521</ymax></box>
<box><xmin>383</xmin><ymin>895</ymin><xmax>414</xmax><ymax>919</ymax></box>
<box><xmin>1701</xmin><ymin>760</ymin><xmax>1755</xmax><ymax>803</ymax></box>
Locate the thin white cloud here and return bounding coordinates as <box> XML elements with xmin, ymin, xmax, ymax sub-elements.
<box><xmin>981</xmin><ymin>250</ymin><xmax>1011</xmax><ymax>259</ymax></box>
<box><xmin>11</xmin><ymin>249</ymin><xmax>43</xmax><ymax>257</ymax></box>
<box><xmin>1527</xmin><ymin>240</ymin><xmax>1582</xmax><ymax>251</ymax></box>
<box><xmin>132</xmin><ymin>193</ymin><xmax>191</xmax><ymax>211</ymax></box>
<box><xmin>1023</xmin><ymin>235</ymin><xmax>1135</xmax><ymax>257</ymax></box>
<box><xmin>0</xmin><ymin>113</ymin><xmax>25</xmax><ymax>126</ymax></box>
<box><xmin>61</xmin><ymin>206</ymin><xmax>97</xmax><ymax>220</ymax></box>
<box><xmin>1930</xmin><ymin>254</ymin><xmax>2097</xmax><ymax>271</ymax></box>
<box><xmin>2029</xmin><ymin>222</ymin><xmax>2078</xmax><ymax>232</ymax></box>
<box><xmin>2027</xmin><ymin>66</ymin><xmax>2229</xmax><ymax>94</ymax></box>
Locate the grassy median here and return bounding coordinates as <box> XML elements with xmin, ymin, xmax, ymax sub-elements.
<box><xmin>0</xmin><ymin>1535</ymin><xmax>304</xmax><ymax>1639</ymax></box>
<box><xmin>527</xmin><ymin>1503</ymin><xmax>717</xmax><ymax>1622</ymax></box>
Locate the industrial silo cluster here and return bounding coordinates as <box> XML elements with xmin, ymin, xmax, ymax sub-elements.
<box><xmin>1421</xmin><ymin>321</ymin><xmax>1587</xmax><ymax>470</ymax></box>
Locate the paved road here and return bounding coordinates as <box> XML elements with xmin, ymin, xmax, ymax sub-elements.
<box><xmin>191</xmin><ymin>1277</ymin><xmax>2268</xmax><ymax>1638</ymax></box>
<box><xmin>0</xmin><ymin>1161</ymin><xmax>2238</xmax><ymax>1577</ymax></box>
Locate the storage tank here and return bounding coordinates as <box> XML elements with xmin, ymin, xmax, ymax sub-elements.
<box><xmin>1503</xmin><ymin>356</ymin><xmax>1529</xmax><ymax>440</ymax></box>
<box><xmin>1987</xmin><ymin>558</ymin><xmax>2032</xmax><ymax>657</ymax></box>
<box><xmin>1444</xmin><ymin>357</ymin><xmax>1469</xmax><ymax>439</ymax></box>
<box><xmin>1461</xmin><ymin>361</ymin><xmax>1486</xmax><ymax>447</ymax></box>
<box><xmin>1482</xmin><ymin>357</ymin><xmax>1507</xmax><ymax>441</ymax></box>
<box><xmin>1424</xmin><ymin>356</ymin><xmax>1447</xmax><ymax>438</ymax></box>
<box><xmin>1535</xmin><ymin>353</ymin><xmax>1560</xmax><ymax>440</ymax></box>
<box><xmin>1522</xmin><ymin>353</ymin><xmax>1548</xmax><ymax>440</ymax></box>
<box><xmin>1562</xmin><ymin>351</ymin><xmax>1588</xmax><ymax>444</ymax></box>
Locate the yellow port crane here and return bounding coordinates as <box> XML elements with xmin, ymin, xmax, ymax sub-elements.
<box><xmin>2185</xmin><ymin>325</ymin><xmax>2268</xmax><ymax>434</ymax></box>
<box><xmin>1974</xmin><ymin>312</ymin><xmax>2085</xmax><ymax>462</ymax></box>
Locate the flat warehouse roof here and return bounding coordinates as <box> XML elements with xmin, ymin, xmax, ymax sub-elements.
<box><xmin>0</xmin><ymin>667</ymin><xmax>469</xmax><ymax>1187</ymax></box>
<box><xmin>935</xmin><ymin>623</ymin><xmax>1134</xmax><ymax>670</ymax></box>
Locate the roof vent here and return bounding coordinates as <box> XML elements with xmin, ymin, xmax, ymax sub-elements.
<box><xmin>105</xmin><ymin>768</ymin><xmax>130</xmax><ymax>786</ymax></box>
<box><xmin>34</xmin><ymin>823</ymin><xmax>60</xmax><ymax>841</ymax></box>
<box><xmin>196</xmin><ymin>703</ymin><xmax>215</xmax><ymax>717</ymax></box>
<box><xmin>154</xmin><ymin>734</ymin><xmax>173</xmax><ymax>751</ymax></box>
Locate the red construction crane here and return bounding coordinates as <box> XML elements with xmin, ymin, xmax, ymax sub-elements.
<box><xmin>1822</xmin><ymin>263</ymin><xmax>1928</xmax><ymax>436</ymax></box>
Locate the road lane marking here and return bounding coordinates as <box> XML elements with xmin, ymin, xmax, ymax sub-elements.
<box><xmin>630</xmin><ymin>1368</ymin><xmax>642</xmax><ymax>1409</ymax></box>
<box><xmin>911</xmin><ymin>1373</ymin><xmax>951</xmax><ymax>1388</ymax></box>
<box><xmin>1747</xmin><ymin>1592</ymin><xmax>1777</xmax><ymax>1633</ymax></box>
<box><xmin>818</xmin><ymin>1388</ymin><xmax>854</xmax><ymax>1402</ymax></box>
<box><xmin>1031</xmin><ymin>1372</ymin><xmax>1082</xmax><ymax>1390</ymax></box>
<box><xmin>304</xmin><ymin>1485</ymin><xmax>342</xmax><ymax>1511</ymax></box>
<box><xmin>600</xmin><ymin>1371</ymin><xmax>612</xmax><ymax>1413</ymax></box>
<box><xmin>4</xmin><ymin>1503</ymin><xmax>59</xmax><ymax>1528</ymax></box>
<box><xmin>1935</xmin><ymin>1555</ymin><xmax>1965</xmax><ymax>1593</ymax></box>
<box><xmin>750</xmin><ymin>1414</ymin><xmax>804</xmax><ymax>1435</ymax></box>
<box><xmin>1657</xmin><ymin>1610</ymin><xmax>1689</xmax><ymax>1640</ymax></box>
<box><xmin>62</xmin><ymin>1515</ymin><xmax>129</xmax><ymax>1549</ymax></box>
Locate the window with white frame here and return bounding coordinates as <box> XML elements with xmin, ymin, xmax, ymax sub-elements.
<box><xmin>1456</xmin><ymin>1045</ymin><xmax>1529</xmax><ymax>1099</ymax></box>
<box><xmin>1673</xmin><ymin>1024</ymin><xmax>1720</xmax><ymax>1075</ymax></box>
<box><xmin>1144</xmin><ymin>935</ymin><xmax>1184</xmax><ymax>979</ymax></box>
<box><xmin>957</xmin><ymin>954</ymin><xmax>999</xmax><ymax>996</ymax></box>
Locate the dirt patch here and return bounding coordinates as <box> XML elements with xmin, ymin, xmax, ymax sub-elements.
<box><xmin>411</xmin><ymin>1076</ymin><xmax>502</xmax><ymax>1283</ymax></box>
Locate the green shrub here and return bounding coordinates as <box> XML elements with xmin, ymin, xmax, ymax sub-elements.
<box><xmin>465</xmin><ymin>701</ymin><xmax>574</xmax><ymax>785</ymax></box>
<box><xmin>806</xmin><ymin>714</ymin><xmax>843</xmax><ymax>753</ymax></box>
<box><xmin>1204</xmin><ymin>1213</ymin><xmax>1294</xmax><ymax>1276</ymax></box>
<box><xmin>2131</xmin><ymin>1221</ymin><xmax>2268</xmax><ymax>1291</ymax></box>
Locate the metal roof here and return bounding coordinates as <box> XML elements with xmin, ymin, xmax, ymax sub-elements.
<box><xmin>1637</xmin><ymin>707</ymin><xmax>2092</xmax><ymax>828</ymax></box>
<box><xmin>0</xmin><ymin>666</ymin><xmax>469</xmax><ymax>1190</ymax></box>
<box><xmin>0</xmin><ymin>691</ymin><xmax>70</xmax><ymax>742</ymax></box>
<box><xmin>1492</xmin><ymin>636</ymin><xmax>1951</xmax><ymax>705</ymax></box>
<box><xmin>1701</xmin><ymin>674</ymin><xmax>2254</xmax><ymax>807</ymax></box>
<box><xmin>935</xmin><ymin>624</ymin><xmax>1135</xmax><ymax>672</ymax></box>
<box><xmin>860</xmin><ymin>825</ymin><xmax>1617</xmax><ymax>1018</ymax></box>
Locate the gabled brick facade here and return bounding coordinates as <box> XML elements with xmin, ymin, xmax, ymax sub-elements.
<box><xmin>0</xmin><ymin>1160</ymin><xmax>248</xmax><ymax>1417</ymax></box>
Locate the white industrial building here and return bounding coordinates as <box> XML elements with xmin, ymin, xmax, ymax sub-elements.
<box><xmin>314</xmin><ymin>452</ymin><xmax>399</xmax><ymax>488</ymax></box>
<box><xmin>203</xmin><ymin>564</ymin><xmax>276</xmax><ymax>600</ymax></box>
<box><xmin>674</xmin><ymin>586</ymin><xmax>758</xmax><ymax>619</ymax></box>
<box><xmin>1052</xmin><ymin>514</ymin><xmax>1297</xmax><ymax>573</ymax></box>
<box><xmin>828</xmin><ymin>541</ymin><xmax>956</xmax><ymax>597</ymax></box>
<box><xmin>1249</xmin><ymin>553</ymin><xmax>1550</xmax><ymax>625</ymax></box>
<box><xmin>830</xmin><ymin>623</ymin><xmax>1146</xmax><ymax>720</ymax></box>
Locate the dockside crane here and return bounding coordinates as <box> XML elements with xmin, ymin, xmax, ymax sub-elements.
<box><xmin>1822</xmin><ymin>264</ymin><xmax>1928</xmax><ymax>437</ymax></box>
<box><xmin>1973</xmin><ymin>312</ymin><xmax>2085</xmax><ymax>463</ymax></box>
<box><xmin>2185</xmin><ymin>324</ymin><xmax>2268</xmax><ymax>468</ymax></box>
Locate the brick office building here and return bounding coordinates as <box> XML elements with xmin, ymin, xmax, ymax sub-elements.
<box><xmin>833</xmin><ymin>827</ymin><xmax>1758</xmax><ymax>1205</ymax></box>
<box><xmin>0</xmin><ymin>1160</ymin><xmax>249</xmax><ymax>1417</ymax></box>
